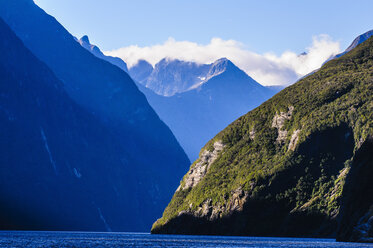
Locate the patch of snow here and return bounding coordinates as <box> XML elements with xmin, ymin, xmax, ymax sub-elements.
<box><xmin>188</xmin><ymin>81</ymin><xmax>205</xmax><ymax>90</ymax></box>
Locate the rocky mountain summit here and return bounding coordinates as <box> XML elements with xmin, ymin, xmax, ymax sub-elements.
<box><xmin>77</xmin><ymin>38</ymin><xmax>276</xmax><ymax>161</ymax></box>
<box><xmin>139</xmin><ymin>58</ymin><xmax>275</xmax><ymax>160</ymax></box>
<box><xmin>133</xmin><ymin>58</ymin><xmax>212</xmax><ymax>96</ymax></box>
<box><xmin>130</xmin><ymin>57</ymin><xmax>267</xmax><ymax>97</ymax></box>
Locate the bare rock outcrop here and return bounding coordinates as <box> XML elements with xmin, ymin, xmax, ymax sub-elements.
<box><xmin>180</xmin><ymin>141</ymin><xmax>225</xmax><ymax>191</ymax></box>
<box><xmin>272</xmin><ymin>106</ymin><xmax>294</xmax><ymax>144</ymax></box>
<box><xmin>193</xmin><ymin>187</ymin><xmax>249</xmax><ymax>221</ymax></box>
<box><xmin>288</xmin><ymin>129</ymin><xmax>301</xmax><ymax>151</ymax></box>
<box><xmin>249</xmin><ymin>129</ymin><xmax>256</xmax><ymax>140</ymax></box>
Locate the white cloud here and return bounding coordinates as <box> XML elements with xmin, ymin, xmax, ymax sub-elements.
<box><xmin>105</xmin><ymin>35</ymin><xmax>340</xmax><ymax>86</ymax></box>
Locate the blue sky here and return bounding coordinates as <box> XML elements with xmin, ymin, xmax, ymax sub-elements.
<box><xmin>34</xmin><ymin>0</ymin><xmax>373</xmax><ymax>53</ymax></box>
<box><xmin>33</xmin><ymin>0</ymin><xmax>373</xmax><ymax>85</ymax></box>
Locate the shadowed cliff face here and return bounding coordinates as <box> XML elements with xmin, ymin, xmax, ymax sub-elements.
<box><xmin>0</xmin><ymin>0</ymin><xmax>190</xmax><ymax>232</ymax></box>
<box><xmin>337</xmin><ymin>137</ymin><xmax>373</xmax><ymax>242</ymax></box>
<box><xmin>0</xmin><ymin>17</ymin><xmax>136</xmax><ymax>231</ymax></box>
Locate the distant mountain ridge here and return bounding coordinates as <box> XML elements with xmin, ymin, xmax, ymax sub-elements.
<box><xmin>135</xmin><ymin>58</ymin><xmax>211</xmax><ymax>96</ymax></box>
<box><xmin>136</xmin><ymin>58</ymin><xmax>275</xmax><ymax>160</ymax></box>
<box><xmin>129</xmin><ymin>57</ymin><xmax>271</xmax><ymax>97</ymax></box>
<box><xmin>79</xmin><ymin>41</ymin><xmax>276</xmax><ymax>160</ymax></box>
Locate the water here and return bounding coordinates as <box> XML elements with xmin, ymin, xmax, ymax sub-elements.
<box><xmin>0</xmin><ymin>231</ymin><xmax>372</xmax><ymax>248</ymax></box>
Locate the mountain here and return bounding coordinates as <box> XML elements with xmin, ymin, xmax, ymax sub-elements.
<box><xmin>78</xmin><ymin>35</ymin><xmax>129</xmax><ymax>73</ymax></box>
<box><xmin>137</xmin><ymin>58</ymin><xmax>212</xmax><ymax>96</ymax></box>
<box><xmin>77</xmin><ymin>37</ymin><xmax>276</xmax><ymax>161</ymax></box>
<box><xmin>0</xmin><ymin>0</ymin><xmax>190</xmax><ymax>231</ymax></box>
<box><xmin>151</xmin><ymin>34</ymin><xmax>373</xmax><ymax>242</ymax></box>
<box><xmin>0</xmin><ymin>17</ymin><xmax>138</xmax><ymax>231</ymax></box>
<box><xmin>137</xmin><ymin>58</ymin><xmax>275</xmax><ymax>161</ymax></box>
<box><xmin>130</xmin><ymin>57</ymin><xmax>279</xmax><ymax>99</ymax></box>
<box><xmin>129</xmin><ymin>59</ymin><xmax>154</xmax><ymax>82</ymax></box>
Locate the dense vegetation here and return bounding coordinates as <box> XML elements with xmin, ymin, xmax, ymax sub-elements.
<box><xmin>152</xmin><ymin>36</ymin><xmax>373</xmax><ymax>238</ymax></box>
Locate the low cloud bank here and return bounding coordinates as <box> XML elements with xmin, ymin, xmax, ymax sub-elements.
<box><xmin>105</xmin><ymin>35</ymin><xmax>340</xmax><ymax>86</ymax></box>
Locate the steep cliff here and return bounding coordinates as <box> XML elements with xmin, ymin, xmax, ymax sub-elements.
<box><xmin>0</xmin><ymin>17</ymin><xmax>139</xmax><ymax>231</ymax></box>
<box><xmin>152</xmin><ymin>35</ymin><xmax>373</xmax><ymax>241</ymax></box>
<box><xmin>0</xmin><ymin>0</ymin><xmax>189</xmax><ymax>232</ymax></box>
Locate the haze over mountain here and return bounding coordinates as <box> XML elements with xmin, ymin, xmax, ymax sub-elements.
<box><xmin>152</xmin><ymin>31</ymin><xmax>373</xmax><ymax>243</ymax></box>
<box><xmin>0</xmin><ymin>0</ymin><xmax>189</xmax><ymax>232</ymax></box>
<box><xmin>136</xmin><ymin>58</ymin><xmax>276</xmax><ymax>160</ymax></box>
<box><xmin>80</xmin><ymin>39</ymin><xmax>276</xmax><ymax>160</ymax></box>
<box><xmin>76</xmin><ymin>35</ymin><xmax>277</xmax><ymax>160</ymax></box>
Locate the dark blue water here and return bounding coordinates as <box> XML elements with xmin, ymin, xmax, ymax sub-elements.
<box><xmin>0</xmin><ymin>231</ymin><xmax>372</xmax><ymax>247</ymax></box>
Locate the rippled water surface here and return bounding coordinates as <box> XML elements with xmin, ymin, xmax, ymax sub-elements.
<box><xmin>0</xmin><ymin>231</ymin><xmax>372</xmax><ymax>247</ymax></box>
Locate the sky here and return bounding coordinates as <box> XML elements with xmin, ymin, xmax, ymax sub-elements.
<box><xmin>33</xmin><ymin>0</ymin><xmax>373</xmax><ymax>85</ymax></box>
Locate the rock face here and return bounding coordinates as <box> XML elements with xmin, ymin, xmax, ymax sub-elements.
<box><xmin>152</xmin><ymin>34</ymin><xmax>373</xmax><ymax>240</ymax></box>
<box><xmin>129</xmin><ymin>60</ymin><xmax>154</xmax><ymax>82</ymax></box>
<box><xmin>272</xmin><ymin>106</ymin><xmax>294</xmax><ymax>144</ymax></box>
<box><xmin>337</xmin><ymin>137</ymin><xmax>373</xmax><ymax>242</ymax></box>
<box><xmin>135</xmin><ymin>58</ymin><xmax>211</xmax><ymax>96</ymax></box>
<box><xmin>288</xmin><ymin>129</ymin><xmax>301</xmax><ymax>151</ymax></box>
<box><xmin>0</xmin><ymin>1</ymin><xmax>190</xmax><ymax>232</ymax></box>
<box><xmin>180</xmin><ymin>141</ymin><xmax>225</xmax><ymax>191</ymax></box>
